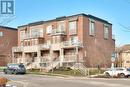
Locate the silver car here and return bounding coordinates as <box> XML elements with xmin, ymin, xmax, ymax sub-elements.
<box><xmin>3</xmin><ymin>63</ymin><xmax>26</xmax><ymax>74</ymax></box>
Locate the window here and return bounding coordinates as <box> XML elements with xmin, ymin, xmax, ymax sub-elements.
<box><xmin>31</xmin><ymin>28</ymin><xmax>43</xmax><ymax>38</ymax></box>
<box><xmin>52</xmin><ymin>36</ymin><xmax>61</xmax><ymax>44</ymax></box>
<box><xmin>0</xmin><ymin>32</ymin><xmax>3</xmax><ymax>37</ymax></box>
<box><xmin>20</xmin><ymin>41</ymin><xmax>24</xmax><ymax>46</ymax></box>
<box><xmin>69</xmin><ymin>21</ymin><xmax>77</xmax><ymax>35</ymax></box>
<box><xmin>70</xmin><ymin>36</ymin><xmax>78</xmax><ymax>44</ymax></box>
<box><xmin>104</xmin><ymin>25</ymin><xmax>109</xmax><ymax>39</ymax></box>
<box><xmin>46</xmin><ymin>25</ymin><xmax>52</xmax><ymax>34</ymax></box>
<box><xmin>89</xmin><ymin>21</ymin><xmax>95</xmax><ymax>36</ymax></box>
<box><xmin>20</xmin><ymin>31</ymin><xmax>25</xmax><ymax>40</ymax></box>
<box><xmin>58</xmin><ymin>21</ymin><xmax>65</xmax><ymax>32</ymax></box>
<box><xmin>27</xmin><ymin>40</ymin><xmax>30</xmax><ymax>46</ymax></box>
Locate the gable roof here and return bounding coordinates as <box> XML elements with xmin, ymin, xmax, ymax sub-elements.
<box><xmin>116</xmin><ymin>44</ymin><xmax>130</xmax><ymax>53</ymax></box>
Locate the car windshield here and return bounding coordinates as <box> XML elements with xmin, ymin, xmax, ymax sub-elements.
<box><xmin>8</xmin><ymin>64</ymin><xmax>18</xmax><ymax>67</ymax></box>
<box><xmin>8</xmin><ymin>64</ymin><xmax>24</xmax><ymax>68</ymax></box>
<box><xmin>19</xmin><ymin>64</ymin><xmax>24</xmax><ymax>68</ymax></box>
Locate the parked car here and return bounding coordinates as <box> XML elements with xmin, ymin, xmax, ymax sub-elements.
<box><xmin>3</xmin><ymin>63</ymin><xmax>26</xmax><ymax>74</ymax></box>
<box><xmin>104</xmin><ymin>67</ymin><xmax>130</xmax><ymax>78</ymax></box>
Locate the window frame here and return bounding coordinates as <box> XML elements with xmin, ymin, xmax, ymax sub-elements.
<box><xmin>69</xmin><ymin>21</ymin><xmax>77</xmax><ymax>35</ymax></box>
<box><xmin>57</xmin><ymin>21</ymin><xmax>65</xmax><ymax>32</ymax></box>
<box><xmin>89</xmin><ymin>19</ymin><xmax>95</xmax><ymax>36</ymax></box>
<box><xmin>0</xmin><ymin>32</ymin><xmax>3</xmax><ymax>37</ymax></box>
<box><xmin>46</xmin><ymin>25</ymin><xmax>52</xmax><ymax>34</ymax></box>
<box><xmin>104</xmin><ymin>24</ymin><xmax>109</xmax><ymax>39</ymax></box>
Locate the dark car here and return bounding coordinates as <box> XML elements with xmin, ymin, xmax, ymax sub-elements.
<box><xmin>3</xmin><ymin>63</ymin><xmax>26</xmax><ymax>74</ymax></box>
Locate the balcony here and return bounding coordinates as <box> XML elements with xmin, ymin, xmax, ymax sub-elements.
<box><xmin>12</xmin><ymin>46</ymin><xmax>23</xmax><ymax>52</ymax></box>
<box><xmin>51</xmin><ymin>29</ymin><xmax>66</xmax><ymax>36</ymax></box>
<box><xmin>62</xmin><ymin>41</ymin><xmax>83</xmax><ymax>48</ymax></box>
<box><xmin>63</xmin><ymin>54</ymin><xmax>84</xmax><ymax>63</ymax></box>
<box><xmin>13</xmin><ymin>43</ymin><xmax>50</xmax><ymax>53</ymax></box>
<box><xmin>51</xmin><ymin>43</ymin><xmax>61</xmax><ymax>50</ymax></box>
<box><xmin>24</xmin><ymin>45</ymin><xmax>39</xmax><ymax>52</ymax></box>
<box><xmin>69</xmin><ymin>29</ymin><xmax>77</xmax><ymax>35</ymax></box>
<box><xmin>40</xmin><ymin>56</ymin><xmax>50</xmax><ymax>63</ymax></box>
<box><xmin>39</xmin><ymin>43</ymin><xmax>50</xmax><ymax>50</ymax></box>
<box><xmin>31</xmin><ymin>32</ymin><xmax>44</xmax><ymax>38</ymax></box>
<box><xmin>21</xmin><ymin>32</ymin><xmax>44</xmax><ymax>40</ymax></box>
<box><xmin>63</xmin><ymin>55</ymin><xmax>77</xmax><ymax>62</ymax></box>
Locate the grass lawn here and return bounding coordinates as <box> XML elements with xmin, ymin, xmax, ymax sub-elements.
<box><xmin>27</xmin><ymin>67</ymin><xmax>106</xmax><ymax>77</ymax></box>
<box><xmin>0</xmin><ymin>67</ymin><xmax>6</xmax><ymax>72</ymax></box>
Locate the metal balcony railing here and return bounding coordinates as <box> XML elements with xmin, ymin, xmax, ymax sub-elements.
<box><xmin>12</xmin><ymin>46</ymin><xmax>23</xmax><ymax>52</ymax></box>
<box><xmin>20</xmin><ymin>32</ymin><xmax>44</xmax><ymax>40</ymax></box>
<box><xmin>62</xmin><ymin>41</ymin><xmax>83</xmax><ymax>47</ymax></box>
<box><xmin>39</xmin><ymin>43</ymin><xmax>50</xmax><ymax>50</ymax></box>
<box><xmin>51</xmin><ymin>29</ymin><xmax>66</xmax><ymax>35</ymax></box>
<box><xmin>41</xmin><ymin>56</ymin><xmax>50</xmax><ymax>63</ymax></box>
<box><xmin>63</xmin><ymin>54</ymin><xmax>84</xmax><ymax>63</ymax></box>
<box><xmin>63</xmin><ymin>55</ymin><xmax>77</xmax><ymax>62</ymax></box>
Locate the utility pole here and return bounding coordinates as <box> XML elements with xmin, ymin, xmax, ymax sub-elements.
<box><xmin>111</xmin><ymin>52</ymin><xmax>116</xmax><ymax>69</ymax></box>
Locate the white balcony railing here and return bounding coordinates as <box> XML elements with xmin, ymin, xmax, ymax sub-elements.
<box><xmin>62</xmin><ymin>41</ymin><xmax>83</xmax><ymax>48</ymax></box>
<box><xmin>63</xmin><ymin>54</ymin><xmax>84</xmax><ymax>63</ymax></box>
<box><xmin>12</xmin><ymin>43</ymin><xmax>50</xmax><ymax>52</ymax></box>
<box><xmin>24</xmin><ymin>45</ymin><xmax>39</xmax><ymax>52</ymax></box>
<box><xmin>41</xmin><ymin>56</ymin><xmax>50</xmax><ymax>63</ymax></box>
<box><xmin>63</xmin><ymin>55</ymin><xmax>77</xmax><ymax>62</ymax></box>
<box><xmin>31</xmin><ymin>32</ymin><xmax>44</xmax><ymax>38</ymax></box>
<box><xmin>39</xmin><ymin>43</ymin><xmax>50</xmax><ymax>50</ymax></box>
<box><xmin>12</xmin><ymin>46</ymin><xmax>23</xmax><ymax>52</ymax></box>
<box><xmin>51</xmin><ymin>29</ymin><xmax>66</xmax><ymax>35</ymax></box>
<box><xmin>20</xmin><ymin>32</ymin><xmax>44</xmax><ymax>40</ymax></box>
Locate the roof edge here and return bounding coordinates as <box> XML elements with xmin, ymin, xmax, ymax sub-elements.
<box><xmin>0</xmin><ymin>26</ymin><xmax>17</xmax><ymax>30</ymax></box>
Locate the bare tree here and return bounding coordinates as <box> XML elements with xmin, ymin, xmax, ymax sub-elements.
<box><xmin>0</xmin><ymin>15</ymin><xmax>16</xmax><ymax>26</ymax></box>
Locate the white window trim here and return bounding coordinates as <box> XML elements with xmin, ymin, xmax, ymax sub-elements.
<box><xmin>69</xmin><ymin>21</ymin><xmax>77</xmax><ymax>35</ymax></box>
<box><xmin>57</xmin><ymin>21</ymin><xmax>65</xmax><ymax>31</ymax></box>
<box><xmin>46</xmin><ymin>25</ymin><xmax>52</xmax><ymax>34</ymax></box>
<box><xmin>89</xmin><ymin>19</ymin><xmax>95</xmax><ymax>36</ymax></box>
<box><xmin>0</xmin><ymin>32</ymin><xmax>3</xmax><ymax>37</ymax></box>
<box><xmin>104</xmin><ymin>24</ymin><xmax>109</xmax><ymax>39</ymax></box>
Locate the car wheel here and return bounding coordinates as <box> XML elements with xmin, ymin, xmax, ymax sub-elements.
<box><xmin>13</xmin><ymin>70</ymin><xmax>18</xmax><ymax>75</ymax></box>
<box><xmin>105</xmin><ymin>73</ymin><xmax>110</xmax><ymax>78</ymax></box>
<box><xmin>119</xmin><ymin>73</ymin><xmax>125</xmax><ymax>78</ymax></box>
<box><xmin>127</xmin><ymin>75</ymin><xmax>130</xmax><ymax>78</ymax></box>
<box><xmin>4</xmin><ymin>71</ymin><xmax>7</xmax><ymax>74</ymax></box>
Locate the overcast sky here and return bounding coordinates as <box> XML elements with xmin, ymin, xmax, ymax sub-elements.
<box><xmin>4</xmin><ymin>0</ymin><xmax>130</xmax><ymax>46</ymax></box>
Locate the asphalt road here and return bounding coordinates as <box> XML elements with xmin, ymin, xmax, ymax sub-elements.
<box><xmin>0</xmin><ymin>72</ymin><xmax>130</xmax><ymax>87</ymax></box>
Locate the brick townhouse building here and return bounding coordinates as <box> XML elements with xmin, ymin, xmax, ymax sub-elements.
<box><xmin>0</xmin><ymin>26</ymin><xmax>17</xmax><ymax>66</ymax></box>
<box><xmin>12</xmin><ymin>13</ymin><xmax>115</xmax><ymax>70</ymax></box>
<box><xmin>115</xmin><ymin>44</ymin><xmax>130</xmax><ymax>68</ymax></box>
